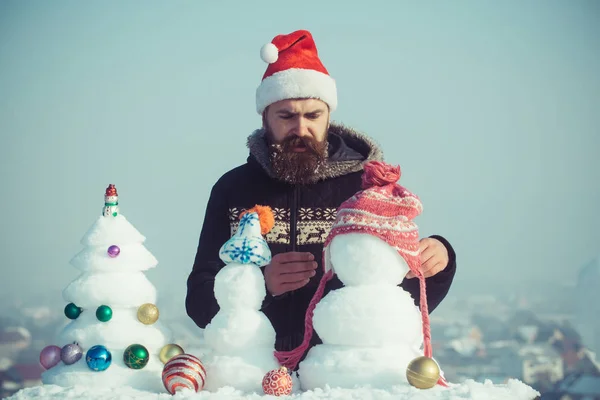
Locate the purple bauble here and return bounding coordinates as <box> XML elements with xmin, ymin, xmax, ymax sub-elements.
<box><xmin>107</xmin><ymin>245</ymin><xmax>120</xmax><ymax>258</ymax></box>
<box><xmin>61</xmin><ymin>343</ymin><xmax>83</xmax><ymax>365</ymax></box>
<box><xmin>40</xmin><ymin>345</ymin><xmax>62</xmax><ymax>370</ymax></box>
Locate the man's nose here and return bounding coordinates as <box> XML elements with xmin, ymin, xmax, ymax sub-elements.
<box><xmin>292</xmin><ymin>117</ymin><xmax>308</xmax><ymax>137</ymax></box>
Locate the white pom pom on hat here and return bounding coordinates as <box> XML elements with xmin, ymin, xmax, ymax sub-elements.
<box><xmin>260</xmin><ymin>43</ymin><xmax>279</xmax><ymax>64</ymax></box>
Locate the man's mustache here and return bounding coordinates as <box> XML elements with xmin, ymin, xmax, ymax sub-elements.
<box><xmin>281</xmin><ymin>136</ymin><xmax>320</xmax><ymax>154</ymax></box>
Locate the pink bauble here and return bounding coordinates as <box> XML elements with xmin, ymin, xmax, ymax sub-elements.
<box><xmin>162</xmin><ymin>354</ymin><xmax>206</xmax><ymax>394</ymax></box>
<box><xmin>263</xmin><ymin>366</ymin><xmax>293</xmax><ymax>396</ymax></box>
<box><xmin>40</xmin><ymin>345</ymin><xmax>62</xmax><ymax>370</ymax></box>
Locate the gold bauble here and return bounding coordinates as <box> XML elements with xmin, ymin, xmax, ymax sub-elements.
<box><xmin>406</xmin><ymin>356</ymin><xmax>440</xmax><ymax>389</ymax></box>
<box><xmin>159</xmin><ymin>344</ymin><xmax>184</xmax><ymax>364</ymax></box>
<box><xmin>137</xmin><ymin>303</ymin><xmax>159</xmax><ymax>325</ymax></box>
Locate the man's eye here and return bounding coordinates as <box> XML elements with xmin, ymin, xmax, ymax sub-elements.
<box><xmin>279</xmin><ymin>115</ymin><xmax>293</xmax><ymax>120</ymax></box>
<box><xmin>306</xmin><ymin>114</ymin><xmax>319</xmax><ymax>119</ymax></box>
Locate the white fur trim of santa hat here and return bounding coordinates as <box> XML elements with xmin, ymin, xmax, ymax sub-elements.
<box><xmin>256</xmin><ymin>68</ymin><xmax>338</xmax><ymax>115</ymax></box>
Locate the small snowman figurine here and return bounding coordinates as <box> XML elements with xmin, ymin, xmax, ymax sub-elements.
<box><xmin>102</xmin><ymin>184</ymin><xmax>119</xmax><ymax>217</ymax></box>
<box><xmin>275</xmin><ymin>161</ymin><xmax>448</xmax><ymax>390</ymax></box>
<box><xmin>202</xmin><ymin>205</ymin><xmax>282</xmax><ymax>393</ymax></box>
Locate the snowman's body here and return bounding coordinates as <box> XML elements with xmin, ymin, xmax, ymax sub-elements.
<box><xmin>202</xmin><ymin>212</ymin><xmax>280</xmax><ymax>392</ymax></box>
<box><xmin>102</xmin><ymin>194</ymin><xmax>119</xmax><ymax>217</ymax></box>
<box><xmin>298</xmin><ymin>233</ymin><xmax>424</xmax><ymax>390</ymax></box>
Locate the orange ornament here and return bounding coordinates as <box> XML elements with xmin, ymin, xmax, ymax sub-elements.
<box><xmin>240</xmin><ymin>205</ymin><xmax>275</xmax><ymax>235</ymax></box>
<box><xmin>262</xmin><ymin>366</ymin><xmax>293</xmax><ymax>396</ymax></box>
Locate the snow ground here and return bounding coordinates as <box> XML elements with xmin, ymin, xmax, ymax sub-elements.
<box><xmin>7</xmin><ymin>378</ymin><xmax>540</xmax><ymax>400</ymax></box>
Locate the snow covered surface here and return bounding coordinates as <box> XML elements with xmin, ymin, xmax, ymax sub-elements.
<box><xmin>7</xmin><ymin>378</ymin><xmax>540</xmax><ymax>399</ymax></box>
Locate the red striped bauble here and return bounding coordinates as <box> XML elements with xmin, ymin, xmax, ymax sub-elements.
<box><xmin>262</xmin><ymin>366</ymin><xmax>293</xmax><ymax>396</ymax></box>
<box><xmin>162</xmin><ymin>354</ymin><xmax>206</xmax><ymax>394</ymax></box>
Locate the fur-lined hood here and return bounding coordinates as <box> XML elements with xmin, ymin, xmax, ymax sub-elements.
<box><xmin>246</xmin><ymin>122</ymin><xmax>384</xmax><ymax>182</ymax></box>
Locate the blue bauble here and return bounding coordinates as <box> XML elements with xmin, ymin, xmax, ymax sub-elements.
<box><xmin>86</xmin><ymin>345</ymin><xmax>112</xmax><ymax>371</ymax></box>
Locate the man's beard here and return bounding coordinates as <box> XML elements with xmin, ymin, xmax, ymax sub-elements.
<box><xmin>265</xmin><ymin>127</ymin><xmax>329</xmax><ymax>185</ymax></box>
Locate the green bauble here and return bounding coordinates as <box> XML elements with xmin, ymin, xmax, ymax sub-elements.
<box><xmin>123</xmin><ymin>344</ymin><xmax>149</xmax><ymax>369</ymax></box>
<box><xmin>96</xmin><ymin>305</ymin><xmax>113</xmax><ymax>322</ymax></box>
<box><xmin>64</xmin><ymin>303</ymin><xmax>82</xmax><ymax>320</ymax></box>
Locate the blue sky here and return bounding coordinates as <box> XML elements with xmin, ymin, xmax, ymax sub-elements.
<box><xmin>0</xmin><ymin>1</ymin><xmax>598</xmax><ymax>317</ymax></box>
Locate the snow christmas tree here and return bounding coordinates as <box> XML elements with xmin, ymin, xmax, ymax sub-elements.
<box><xmin>39</xmin><ymin>184</ymin><xmax>184</xmax><ymax>393</ymax></box>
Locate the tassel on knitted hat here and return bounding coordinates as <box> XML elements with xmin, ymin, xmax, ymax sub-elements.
<box><xmin>274</xmin><ymin>161</ymin><xmax>448</xmax><ymax>387</ymax></box>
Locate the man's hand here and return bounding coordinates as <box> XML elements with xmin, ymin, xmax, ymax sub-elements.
<box><xmin>264</xmin><ymin>252</ymin><xmax>317</xmax><ymax>296</ymax></box>
<box><xmin>406</xmin><ymin>238</ymin><xmax>449</xmax><ymax>279</ymax></box>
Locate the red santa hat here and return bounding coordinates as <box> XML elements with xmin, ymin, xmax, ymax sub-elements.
<box><xmin>256</xmin><ymin>29</ymin><xmax>338</xmax><ymax>115</ymax></box>
<box><xmin>274</xmin><ymin>161</ymin><xmax>448</xmax><ymax>387</ymax></box>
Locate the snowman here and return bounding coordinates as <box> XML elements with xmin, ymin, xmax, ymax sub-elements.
<box><xmin>102</xmin><ymin>184</ymin><xmax>119</xmax><ymax>217</ymax></box>
<box><xmin>275</xmin><ymin>161</ymin><xmax>448</xmax><ymax>390</ymax></box>
<box><xmin>201</xmin><ymin>205</ymin><xmax>281</xmax><ymax>392</ymax></box>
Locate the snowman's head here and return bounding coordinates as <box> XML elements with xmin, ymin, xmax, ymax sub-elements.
<box><xmin>104</xmin><ymin>184</ymin><xmax>118</xmax><ymax>204</ymax></box>
<box><xmin>322</xmin><ymin>161</ymin><xmax>423</xmax><ymax>282</ymax></box>
<box><xmin>326</xmin><ymin>232</ymin><xmax>410</xmax><ymax>286</ymax></box>
<box><xmin>104</xmin><ymin>195</ymin><xmax>118</xmax><ymax>204</ymax></box>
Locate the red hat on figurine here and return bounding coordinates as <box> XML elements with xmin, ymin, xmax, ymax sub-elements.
<box><xmin>256</xmin><ymin>30</ymin><xmax>338</xmax><ymax>115</ymax></box>
<box><xmin>105</xmin><ymin>184</ymin><xmax>118</xmax><ymax>197</ymax></box>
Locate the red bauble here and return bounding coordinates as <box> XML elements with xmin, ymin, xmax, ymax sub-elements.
<box><xmin>162</xmin><ymin>354</ymin><xmax>206</xmax><ymax>394</ymax></box>
<box><xmin>262</xmin><ymin>366</ymin><xmax>293</xmax><ymax>396</ymax></box>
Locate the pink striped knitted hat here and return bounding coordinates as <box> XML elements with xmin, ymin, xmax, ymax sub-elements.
<box><xmin>275</xmin><ymin>160</ymin><xmax>447</xmax><ymax>387</ymax></box>
<box><xmin>322</xmin><ymin>161</ymin><xmax>423</xmax><ymax>275</ymax></box>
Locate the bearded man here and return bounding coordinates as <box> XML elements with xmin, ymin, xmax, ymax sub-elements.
<box><xmin>185</xmin><ymin>29</ymin><xmax>457</xmax><ymax>360</ymax></box>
